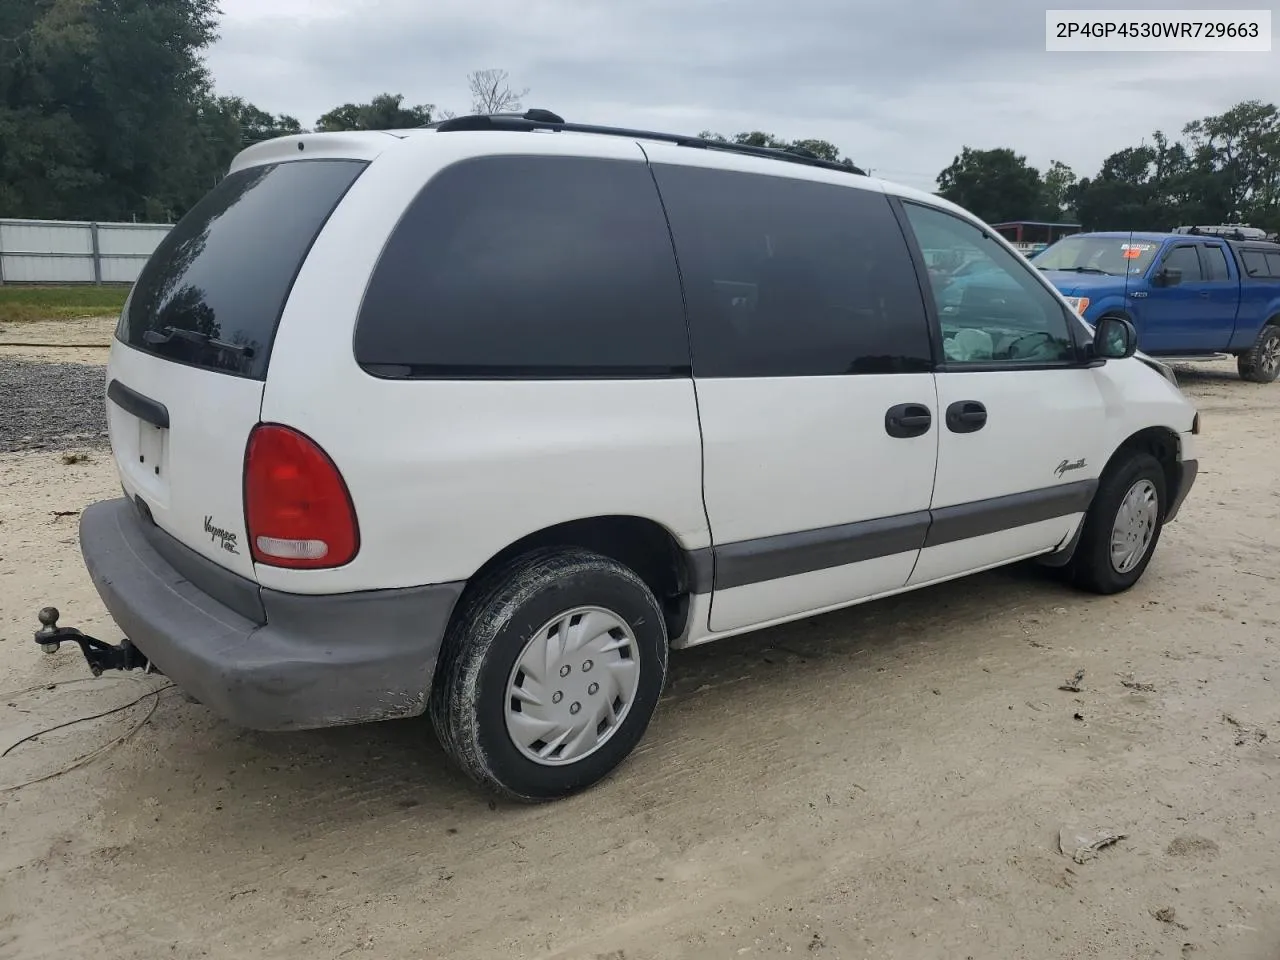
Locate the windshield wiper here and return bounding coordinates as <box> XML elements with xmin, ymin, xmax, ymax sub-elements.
<box><xmin>1038</xmin><ymin>265</ymin><xmax>1110</xmax><ymax>275</ymax></box>
<box><xmin>144</xmin><ymin>326</ymin><xmax>255</xmax><ymax>358</ymax></box>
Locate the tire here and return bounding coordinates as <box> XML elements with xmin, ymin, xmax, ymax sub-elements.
<box><xmin>1237</xmin><ymin>322</ymin><xmax>1280</xmax><ymax>383</ymax></box>
<box><xmin>429</xmin><ymin>548</ymin><xmax>668</xmax><ymax>802</ymax></box>
<box><xmin>1069</xmin><ymin>451</ymin><xmax>1167</xmax><ymax>595</ymax></box>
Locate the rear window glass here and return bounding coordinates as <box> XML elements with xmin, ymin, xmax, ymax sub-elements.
<box><xmin>353</xmin><ymin>155</ymin><xmax>689</xmax><ymax>378</ymax></box>
<box><xmin>118</xmin><ymin>159</ymin><xmax>367</xmax><ymax>380</ymax></box>
<box><xmin>1200</xmin><ymin>244</ymin><xmax>1230</xmax><ymax>281</ymax></box>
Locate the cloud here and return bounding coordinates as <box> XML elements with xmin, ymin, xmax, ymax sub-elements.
<box><xmin>206</xmin><ymin>0</ymin><xmax>1278</xmax><ymax>191</ymax></box>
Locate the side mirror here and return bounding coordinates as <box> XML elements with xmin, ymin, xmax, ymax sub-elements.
<box><xmin>1153</xmin><ymin>266</ymin><xmax>1183</xmax><ymax>287</ymax></box>
<box><xmin>1093</xmin><ymin>315</ymin><xmax>1138</xmax><ymax>360</ymax></box>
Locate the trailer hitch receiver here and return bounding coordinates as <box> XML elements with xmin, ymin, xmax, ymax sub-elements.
<box><xmin>34</xmin><ymin>607</ymin><xmax>151</xmax><ymax>676</ymax></box>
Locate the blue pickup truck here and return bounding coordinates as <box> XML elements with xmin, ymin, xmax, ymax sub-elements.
<box><xmin>1029</xmin><ymin>232</ymin><xmax>1280</xmax><ymax>383</ymax></box>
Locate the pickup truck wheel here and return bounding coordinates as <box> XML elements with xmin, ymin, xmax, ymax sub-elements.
<box><xmin>429</xmin><ymin>548</ymin><xmax>668</xmax><ymax>803</ymax></box>
<box><xmin>1069</xmin><ymin>452</ymin><xmax>1167</xmax><ymax>595</ymax></box>
<box><xmin>1237</xmin><ymin>323</ymin><xmax>1280</xmax><ymax>383</ymax></box>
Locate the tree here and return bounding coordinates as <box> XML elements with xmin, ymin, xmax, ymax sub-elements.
<box><xmin>936</xmin><ymin>147</ymin><xmax>1042</xmax><ymax>224</ymax></box>
<box><xmin>316</xmin><ymin>93</ymin><xmax>435</xmax><ymax>132</ymax></box>
<box><xmin>697</xmin><ymin>130</ymin><xmax>859</xmax><ymax>168</ymax></box>
<box><xmin>0</xmin><ymin>0</ymin><xmax>221</xmax><ymax>222</ymax></box>
<box><xmin>1183</xmin><ymin>100</ymin><xmax>1280</xmax><ymax>231</ymax></box>
<box><xmin>1039</xmin><ymin>160</ymin><xmax>1078</xmax><ymax>220</ymax></box>
<box><xmin>467</xmin><ymin>69</ymin><xmax>528</xmax><ymax>115</ymax></box>
<box><xmin>227</xmin><ymin>98</ymin><xmax>303</xmax><ymax>145</ymax></box>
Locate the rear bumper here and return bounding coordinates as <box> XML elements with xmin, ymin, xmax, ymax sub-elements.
<box><xmin>1165</xmin><ymin>458</ymin><xmax>1198</xmax><ymax>523</ymax></box>
<box><xmin>79</xmin><ymin>499</ymin><xmax>464</xmax><ymax>731</ymax></box>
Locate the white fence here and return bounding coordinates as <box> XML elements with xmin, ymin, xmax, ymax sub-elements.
<box><xmin>0</xmin><ymin>218</ymin><xmax>172</xmax><ymax>285</ymax></box>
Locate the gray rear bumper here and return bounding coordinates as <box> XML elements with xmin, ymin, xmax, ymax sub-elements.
<box><xmin>79</xmin><ymin>498</ymin><xmax>464</xmax><ymax>731</ymax></box>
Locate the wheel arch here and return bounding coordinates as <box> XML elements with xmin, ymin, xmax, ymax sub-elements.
<box><xmin>1104</xmin><ymin>426</ymin><xmax>1181</xmax><ymax>518</ymax></box>
<box><xmin>1041</xmin><ymin>425</ymin><xmax>1181</xmax><ymax>570</ymax></box>
<box><xmin>1095</xmin><ymin>306</ymin><xmax>1134</xmax><ymax>322</ymax></box>
<box><xmin>460</xmin><ymin>515</ymin><xmax>707</xmax><ymax>642</ymax></box>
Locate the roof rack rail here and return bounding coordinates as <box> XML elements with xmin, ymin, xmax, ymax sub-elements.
<box><xmin>1174</xmin><ymin>223</ymin><xmax>1268</xmax><ymax>241</ymax></box>
<box><xmin>426</xmin><ymin>109</ymin><xmax>866</xmax><ymax>176</ymax></box>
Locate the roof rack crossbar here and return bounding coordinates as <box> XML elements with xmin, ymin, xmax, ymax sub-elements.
<box><xmin>427</xmin><ymin>110</ymin><xmax>867</xmax><ymax>176</ymax></box>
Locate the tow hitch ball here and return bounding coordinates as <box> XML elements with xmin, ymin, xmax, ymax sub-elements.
<box><xmin>33</xmin><ymin>607</ymin><xmax>151</xmax><ymax>676</ymax></box>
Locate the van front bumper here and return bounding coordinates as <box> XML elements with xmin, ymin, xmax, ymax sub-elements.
<box><xmin>78</xmin><ymin>498</ymin><xmax>464</xmax><ymax>731</ymax></box>
<box><xmin>1165</xmin><ymin>458</ymin><xmax>1198</xmax><ymax>523</ymax></box>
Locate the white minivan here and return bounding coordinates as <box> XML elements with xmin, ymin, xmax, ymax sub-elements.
<box><xmin>61</xmin><ymin>111</ymin><xmax>1199</xmax><ymax>801</ymax></box>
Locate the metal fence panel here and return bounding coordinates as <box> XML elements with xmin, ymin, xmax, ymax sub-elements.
<box><xmin>0</xmin><ymin>218</ymin><xmax>172</xmax><ymax>285</ymax></box>
<box><xmin>0</xmin><ymin>254</ymin><xmax>97</xmax><ymax>283</ymax></box>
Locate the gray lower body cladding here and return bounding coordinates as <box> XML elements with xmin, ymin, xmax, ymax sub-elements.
<box><xmin>79</xmin><ymin>498</ymin><xmax>463</xmax><ymax>731</ymax></box>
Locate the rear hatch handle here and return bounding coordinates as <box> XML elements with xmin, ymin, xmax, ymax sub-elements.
<box><xmin>107</xmin><ymin>379</ymin><xmax>170</xmax><ymax>430</ymax></box>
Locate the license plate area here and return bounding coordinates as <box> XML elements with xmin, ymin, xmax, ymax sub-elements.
<box><xmin>109</xmin><ymin>404</ymin><xmax>171</xmax><ymax>508</ymax></box>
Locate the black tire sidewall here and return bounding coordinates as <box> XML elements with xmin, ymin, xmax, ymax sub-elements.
<box><xmin>1077</xmin><ymin>453</ymin><xmax>1167</xmax><ymax>592</ymax></box>
<box><xmin>1258</xmin><ymin>326</ymin><xmax>1280</xmax><ymax>382</ymax></box>
<box><xmin>460</xmin><ymin>557</ymin><xmax>667</xmax><ymax>801</ymax></box>
<box><xmin>1240</xmin><ymin>325</ymin><xmax>1280</xmax><ymax>383</ymax></box>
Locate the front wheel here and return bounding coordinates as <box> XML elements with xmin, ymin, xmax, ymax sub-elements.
<box><xmin>1069</xmin><ymin>452</ymin><xmax>1167</xmax><ymax>595</ymax></box>
<box><xmin>429</xmin><ymin>548</ymin><xmax>668</xmax><ymax>802</ymax></box>
<box><xmin>1237</xmin><ymin>323</ymin><xmax>1280</xmax><ymax>383</ymax></box>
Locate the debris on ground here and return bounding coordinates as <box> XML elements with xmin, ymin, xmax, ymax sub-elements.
<box><xmin>1121</xmin><ymin>676</ymin><xmax>1157</xmax><ymax>692</ymax></box>
<box><xmin>1152</xmin><ymin>906</ymin><xmax>1190</xmax><ymax>930</ymax></box>
<box><xmin>1165</xmin><ymin>835</ymin><xmax>1220</xmax><ymax>859</ymax></box>
<box><xmin>1059</xmin><ymin>669</ymin><xmax>1085</xmax><ymax>692</ymax></box>
<box><xmin>1058</xmin><ymin>824</ymin><xmax>1126</xmax><ymax>864</ymax></box>
<box><xmin>60</xmin><ymin>452</ymin><xmax>92</xmax><ymax>465</ymax></box>
<box><xmin>1222</xmin><ymin>713</ymin><xmax>1267</xmax><ymax>746</ymax></box>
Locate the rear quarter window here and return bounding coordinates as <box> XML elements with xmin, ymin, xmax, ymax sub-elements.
<box><xmin>118</xmin><ymin>159</ymin><xmax>368</xmax><ymax>380</ymax></box>
<box><xmin>1241</xmin><ymin>250</ymin><xmax>1268</xmax><ymax>277</ymax></box>
<box><xmin>354</xmin><ymin>155</ymin><xmax>690</xmax><ymax>378</ymax></box>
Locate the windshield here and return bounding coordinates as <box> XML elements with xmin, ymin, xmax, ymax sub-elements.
<box><xmin>1032</xmin><ymin>236</ymin><xmax>1159</xmax><ymax>276</ymax></box>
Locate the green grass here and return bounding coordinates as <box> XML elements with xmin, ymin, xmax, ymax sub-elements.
<box><xmin>0</xmin><ymin>285</ymin><xmax>129</xmax><ymax>324</ymax></box>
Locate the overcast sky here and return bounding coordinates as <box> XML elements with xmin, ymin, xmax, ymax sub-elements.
<box><xmin>205</xmin><ymin>0</ymin><xmax>1277</xmax><ymax>192</ymax></box>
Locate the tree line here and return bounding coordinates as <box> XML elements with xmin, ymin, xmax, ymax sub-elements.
<box><xmin>0</xmin><ymin>0</ymin><xmax>534</xmax><ymax>222</ymax></box>
<box><xmin>936</xmin><ymin>100</ymin><xmax>1280</xmax><ymax>235</ymax></box>
<box><xmin>2</xmin><ymin>1</ymin><xmax>1274</xmax><ymax>236</ymax></box>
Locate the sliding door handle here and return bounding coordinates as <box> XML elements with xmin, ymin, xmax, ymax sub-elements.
<box><xmin>885</xmin><ymin>403</ymin><xmax>933</xmax><ymax>439</ymax></box>
<box><xmin>946</xmin><ymin>400</ymin><xmax>987</xmax><ymax>433</ymax></box>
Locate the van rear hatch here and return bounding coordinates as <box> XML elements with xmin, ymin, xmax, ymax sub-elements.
<box><xmin>107</xmin><ymin>156</ymin><xmax>367</xmax><ymax>581</ymax></box>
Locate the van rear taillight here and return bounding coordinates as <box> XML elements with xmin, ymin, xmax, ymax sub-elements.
<box><xmin>244</xmin><ymin>424</ymin><xmax>359</xmax><ymax>569</ymax></box>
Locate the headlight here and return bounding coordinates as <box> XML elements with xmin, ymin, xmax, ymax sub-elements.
<box><xmin>1061</xmin><ymin>296</ymin><xmax>1091</xmax><ymax>315</ymax></box>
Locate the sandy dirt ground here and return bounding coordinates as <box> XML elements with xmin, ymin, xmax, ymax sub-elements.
<box><xmin>0</xmin><ymin>316</ymin><xmax>114</xmax><ymax>366</ymax></box>
<box><xmin>1</xmin><ymin>345</ymin><xmax>1278</xmax><ymax>960</ymax></box>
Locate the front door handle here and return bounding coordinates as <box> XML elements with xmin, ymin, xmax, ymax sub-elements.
<box><xmin>945</xmin><ymin>400</ymin><xmax>987</xmax><ymax>434</ymax></box>
<box><xmin>885</xmin><ymin>403</ymin><xmax>933</xmax><ymax>439</ymax></box>
<box><xmin>1198</xmin><ymin>290</ymin><xmax>1211</xmax><ymax>298</ymax></box>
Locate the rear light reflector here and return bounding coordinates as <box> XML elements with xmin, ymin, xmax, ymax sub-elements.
<box><xmin>254</xmin><ymin>536</ymin><xmax>328</xmax><ymax>561</ymax></box>
<box><xmin>244</xmin><ymin>424</ymin><xmax>359</xmax><ymax>569</ymax></box>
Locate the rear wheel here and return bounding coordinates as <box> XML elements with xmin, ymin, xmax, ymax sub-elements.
<box><xmin>429</xmin><ymin>548</ymin><xmax>668</xmax><ymax>802</ymax></box>
<box><xmin>1069</xmin><ymin>452</ymin><xmax>1167</xmax><ymax>595</ymax></box>
<box><xmin>1237</xmin><ymin>323</ymin><xmax>1280</xmax><ymax>383</ymax></box>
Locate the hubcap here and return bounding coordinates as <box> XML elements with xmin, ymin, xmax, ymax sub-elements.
<box><xmin>504</xmin><ymin>606</ymin><xmax>641</xmax><ymax>766</ymax></box>
<box><xmin>1261</xmin><ymin>331</ymin><xmax>1280</xmax><ymax>376</ymax></box>
<box><xmin>1109</xmin><ymin>479</ymin><xmax>1159</xmax><ymax>574</ymax></box>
